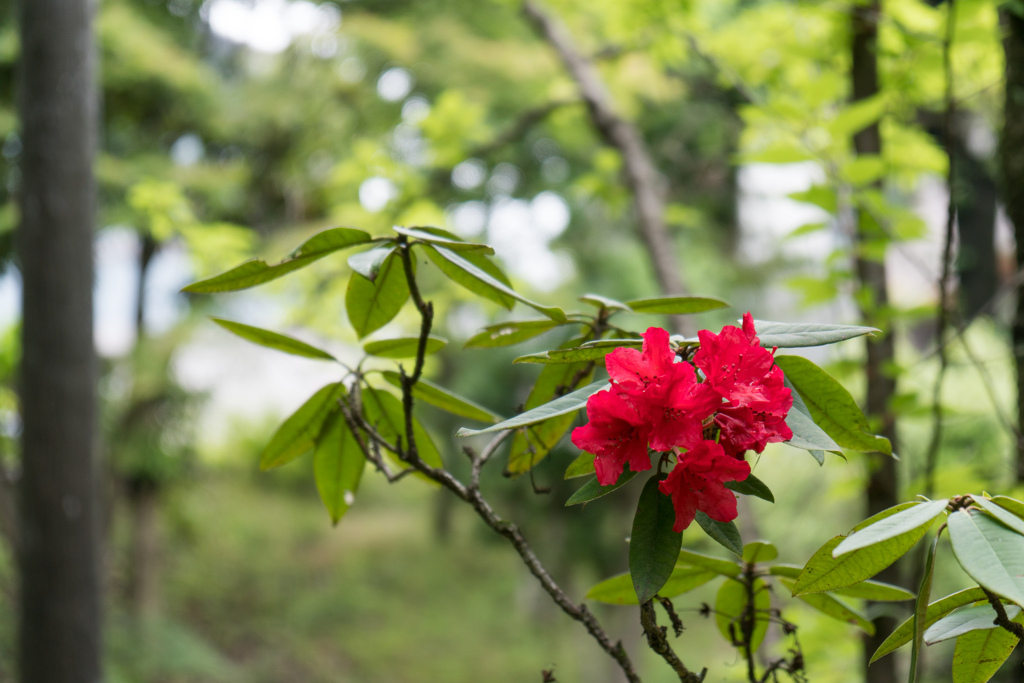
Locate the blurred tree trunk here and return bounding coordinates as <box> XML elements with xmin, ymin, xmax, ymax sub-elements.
<box><xmin>851</xmin><ymin>4</ymin><xmax>900</xmax><ymax>683</ymax></box>
<box><xmin>125</xmin><ymin>234</ymin><xmax>162</xmax><ymax>621</ymax></box>
<box><xmin>1006</xmin><ymin>9</ymin><xmax>1024</xmax><ymax>485</ymax></box>
<box><xmin>17</xmin><ymin>0</ymin><xmax>102</xmax><ymax>680</ymax></box>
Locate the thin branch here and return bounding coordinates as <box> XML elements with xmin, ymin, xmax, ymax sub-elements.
<box><xmin>922</xmin><ymin>0</ymin><xmax>958</xmax><ymax>497</ymax></box>
<box><xmin>374</xmin><ymin>241</ymin><xmax>645</xmax><ymax>683</ymax></box>
<box><xmin>470</xmin><ymin>430</ymin><xmax>512</xmax><ymax>491</ymax></box>
<box><xmin>640</xmin><ymin>600</ymin><xmax>706</xmax><ymax>683</ymax></box>
<box><xmin>522</xmin><ymin>0</ymin><xmax>692</xmax><ymax>336</ymax></box>
<box><xmin>982</xmin><ymin>588</ymin><xmax>1024</xmax><ymax>640</ymax></box>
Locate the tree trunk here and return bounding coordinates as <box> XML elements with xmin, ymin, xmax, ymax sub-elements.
<box><xmin>852</xmin><ymin>4</ymin><xmax>901</xmax><ymax>683</ymax></box>
<box><xmin>1006</xmin><ymin>9</ymin><xmax>1024</xmax><ymax>484</ymax></box>
<box><xmin>17</xmin><ymin>0</ymin><xmax>102</xmax><ymax>680</ymax></box>
<box><xmin>126</xmin><ymin>479</ymin><xmax>161</xmax><ymax>621</ymax></box>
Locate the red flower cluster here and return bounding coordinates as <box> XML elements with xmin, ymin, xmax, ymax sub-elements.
<box><xmin>571</xmin><ymin>313</ymin><xmax>792</xmax><ymax>532</ymax></box>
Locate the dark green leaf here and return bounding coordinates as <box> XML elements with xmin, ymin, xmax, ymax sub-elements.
<box><xmin>742</xmin><ymin>541</ymin><xmax>778</xmax><ymax>564</ymax></box>
<box><xmin>924</xmin><ymin>604</ymin><xmax>1021</xmax><ymax>645</ymax></box>
<box><xmin>464</xmin><ymin>319</ymin><xmax>563</xmax><ymax>348</ymax></box>
<box><xmin>423</xmin><ymin>245</ymin><xmax>566</xmax><ymax>321</ymax></box>
<box><xmin>586</xmin><ymin>567</ymin><xmax>716</xmax><ymax>605</ymax></box>
<box><xmin>724</xmin><ymin>473</ymin><xmax>775</xmax><ymax>503</ymax></box>
<box><xmin>345</xmin><ymin>252</ymin><xmax>410</xmax><ymax>339</ymax></box>
<box><xmin>872</xmin><ymin>588</ymin><xmax>988</xmax><ymax>662</ymax></box>
<box><xmin>393</xmin><ymin>226</ymin><xmax>494</xmax><ymax>253</ymax></box>
<box><xmin>948</xmin><ymin>509</ymin><xmax>1024</xmax><ymax>606</ymax></box>
<box><xmin>715</xmin><ymin>578</ymin><xmax>770</xmax><ymax>651</ymax></box>
<box><xmin>626</xmin><ymin>296</ymin><xmax>728</xmax><ymax>315</ymax></box>
<box><xmin>792</xmin><ymin>503</ymin><xmax>927</xmax><ymax>595</ymax></box>
<box><xmin>952</xmin><ymin>612</ymin><xmax>1024</xmax><ymax>683</ymax></box>
<box><xmin>363</xmin><ymin>336</ymin><xmax>447</xmax><ymax>358</ymax></box>
<box><xmin>834</xmin><ymin>500</ymin><xmax>948</xmax><ymax>556</ymax></box>
<box><xmin>261</xmin><ymin>382</ymin><xmax>345</xmax><ymax>470</ymax></box>
<box><xmin>564</xmin><ymin>452</ymin><xmax>596</xmax><ymax>479</ymax></box>
<box><xmin>313</xmin><ymin>415</ymin><xmax>366</xmax><ymax>525</ymax></box>
<box><xmin>580</xmin><ymin>293</ymin><xmax>632</xmax><ymax>312</ymax></box>
<box><xmin>348</xmin><ymin>245</ymin><xmax>396</xmax><ymax>281</ymax></box>
<box><xmin>696</xmin><ymin>512</ymin><xmax>743</xmax><ymax>557</ymax></box>
<box><xmin>774</xmin><ymin>355</ymin><xmax>891</xmax><ymax>454</ymax></box>
<box><xmin>183</xmin><ymin>227</ymin><xmax>373</xmax><ymax>293</ymax></box>
<box><xmin>565</xmin><ymin>469</ymin><xmax>638</xmax><ymax>506</ymax></box>
<box><xmin>381</xmin><ymin>371</ymin><xmax>501</xmax><ymax>423</ymax></box>
<box><xmin>676</xmin><ymin>549</ymin><xmax>742</xmax><ymax>578</ymax></box>
<box><xmin>753</xmin><ymin>320</ymin><xmax>879</xmax><ymax>348</ymax></box>
<box><xmin>211</xmin><ymin>318</ymin><xmax>335</xmax><ymax>361</ymax></box>
<box><xmin>630</xmin><ymin>477</ymin><xmax>683</xmax><ymax>604</ymax></box>
<box><xmin>769</xmin><ymin>565</ymin><xmax>912</xmax><ymax>600</ymax></box>
<box><xmin>457</xmin><ymin>380</ymin><xmax>607</xmax><ymax>437</ymax></box>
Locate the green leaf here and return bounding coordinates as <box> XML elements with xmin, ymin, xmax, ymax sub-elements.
<box><xmin>506</xmin><ymin>336</ymin><xmax>596</xmax><ymax>474</ymax></box>
<box><xmin>348</xmin><ymin>245</ymin><xmax>396</xmax><ymax>281</ymax></box>
<box><xmin>833</xmin><ymin>580</ymin><xmax>914</xmax><ymax>602</ymax></box>
<box><xmin>769</xmin><ymin>565</ymin><xmax>912</xmax><ymax>601</ymax></box>
<box><xmin>724</xmin><ymin>473</ymin><xmax>774</xmax><ymax>503</ymax></box>
<box><xmin>393</xmin><ymin>226</ymin><xmax>494</xmax><ymax>253</ymax></box>
<box><xmin>313</xmin><ymin>415</ymin><xmax>366</xmax><ymax>525</ymax></box>
<box><xmin>464</xmin><ymin>319</ymin><xmax>563</xmax><ymax>348</ymax></box>
<box><xmin>952</xmin><ymin>612</ymin><xmax>1024</xmax><ymax>683</ymax></box>
<box><xmin>872</xmin><ymin>588</ymin><xmax>988</xmax><ymax>662</ymax></box>
<box><xmin>834</xmin><ymin>500</ymin><xmax>948</xmax><ymax>557</ymax></box>
<box><xmin>345</xmin><ymin>252</ymin><xmax>410</xmax><ymax>339</ymax></box>
<box><xmin>784</xmin><ymin>376</ymin><xmax>842</xmax><ymax>458</ymax></box>
<box><xmin>910</xmin><ymin>532</ymin><xmax>940</xmax><ymax>683</ymax></box>
<box><xmin>843</xmin><ymin>155</ymin><xmax>886</xmax><ymax>187</ymax></box>
<box><xmin>380</xmin><ymin>371</ymin><xmax>501</xmax><ymax>423</ymax></box>
<box><xmin>423</xmin><ymin>245</ymin><xmax>566</xmax><ymax>321</ymax></box>
<box><xmin>753</xmin><ymin>320</ymin><xmax>879</xmax><ymax>348</ymax></box>
<box><xmin>828</xmin><ymin>95</ymin><xmax>886</xmax><ymax>139</ymax></box>
<box><xmin>586</xmin><ymin>567</ymin><xmax>716</xmax><ymax>605</ymax></box>
<box><xmin>676</xmin><ymin>549</ymin><xmax>742</xmax><ymax>578</ymax></box>
<box><xmin>514</xmin><ymin>346</ymin><xmax>617</xmax><ymax>364</ymax></box>
<box><xmin>625</xmin><ymin>296</ymin><xmax>728</xmax><ymax>315</ymax></box>
<box><xmin>948</xmin><ymin>509</ymin><xmax>1024</xmax><ymax>606</ymax></box>
<box><xmin>788</xmin><ymin>186</ymin><xmax>837</xmax><ymax>214</ymax></box>
<box><xmin>925</xmin><ymin>604</ymin><xmax>1022</xmax><ymax>645</ymax></box>
<box><xmin>211</xmin><ymin>318</ymin><xmax>335</xmax><ymax>361</ymax></box>
<box><xmin>779</xmin><ymin>579</ymin><xmax>875</xmax><ymax>634</ymax></box>
<box><xmin>362</xmin><ymin>336</ymin><xmax>447</xmax><ymax>358</ymax></box>
<box><xmin>774</xmin><ymin>355</ymin><xmax>891</xmax><ymax>455</ymax></box>
<box><xmin>457</xmin><ymin>381</ymin><xmax>608</xmax><ymax>437</ymax></box>
<box><xmin>182</xmin><ymin>227</ymin><xmax>373</xmax><ymax>292</ymax></box>
<box><xmin>991</xmin><ymin>496</ymin><xmax>1024</xmax><ymax>521</ymax></box>
<box><xmin>969</xmin><ymin>496</ymin><xmax>1024</xmax><ymax>536</ymax></box>
<box><xmin>696</xmin><ymin>512</ymin><xmax>743</xmax><ymax>557</ymax></box>
<box><xmin>565</xmin><ymin>469</ymin><xmax>638</xmax><ymax>506</ymax></box>
<box><xmin>564</xmin><ymin>452</ymin><xmax>596</xmax><ymax>479</ymax></box>
<box><xmin>261</xmin><ymin>382</ymin><xmax>345</xmax><ymax>470</ymax></box>
<box><xmin>580</xmin><ymin>294</ymin><xmax>631</xmax><ymax>312</ymax></box>
<box><xmin>742</xmin><ymin>541</ymin><xmax>778</xmax><ymax>564</ymax></box>
<box><xmin>361</xmin><ymin>386</ymin><xmax>444</xmax><ymax>474</ymax></box>
<box><xmin>715</xmin><ymin>578</ymin><xmax>770</xmax><ymax>651</ymax></box>
<box><xmin>630</xmin><ymin>477</ymin><xmax>683</xmax><ymax>604</ymax></box>
<box><xmin>792</xmin><ymin>502</ymin><xmax>928</xmax><ymax>595</ymax></box>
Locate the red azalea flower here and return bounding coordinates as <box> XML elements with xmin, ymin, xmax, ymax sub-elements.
<box><xmin>605</xmin><ymin>327</ymin><xmax>677</xmax><ymax>393</ymax></box>
<box><xmin>694</xmin><ymin>312</ymin><xmax>778</xmax><ymax>406</ymax></box>
<box><xmin>658</xmin><ymin>440</ymin><xmax>751</xmax><ymax>532</ymax></box>
<box><xmin>571</xmin><ymin>389</ymin><xmax>652</xmax><ymax>486</ymax></box>
<box><xmin>693</xmin><ymin>313</ymin><xmax>793</xmax><ymax>456</ymax></box>
<box><xmin>647</xmin><ymin>361</ymin><xmax>720</xmax><ymax>452</ymax></box>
